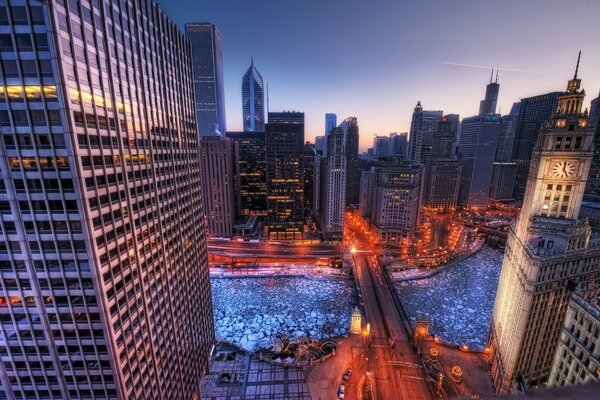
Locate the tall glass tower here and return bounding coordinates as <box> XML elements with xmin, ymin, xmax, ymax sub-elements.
<box><xmin>0</xmin><ymin>1</ymin><xmax>214</xmax><ymax>399</ymax></box>
<box><xmin>242</xmin><ymin>59</ymin><xmax>265</xmax><ymax>132</ymax></box>
<box><xmin>186</xmin><ymin>23</ymin><xmax>227</xmax><ymax>137</ymax></box>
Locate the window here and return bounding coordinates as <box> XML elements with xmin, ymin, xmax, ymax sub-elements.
<box><xmin>15</xmin><ymin>34</ymin><xmax>32</xmax><ymax>51</ymax></box>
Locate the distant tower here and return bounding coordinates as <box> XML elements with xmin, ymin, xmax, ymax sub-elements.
<box><xmin>325</xmin><ymin>113</ymin><xmax>337</xmax><ymax>135</ymax></box>
<box><xmin>479</xmin><ymin>67</ymin><xmax>500</xmax><ymax>116</ymax></box>
<box><xmin>340</xmin><ymin>117</ymin><xmax>361</xmax><ymax>205</ymax></box>
<box><xmin>319</xmin><ymin>127</ymin><xmax>347</xmax><ymax>241</ymax></box>
<box><xmin>242</xmin><ymin>58</ymin><xmax>265</xmax><ymax>132</ymax></box>
<box><xmin>489</xmin><ymin>53</ymin><xmax>600</xmax><ymax>392</ymax></box>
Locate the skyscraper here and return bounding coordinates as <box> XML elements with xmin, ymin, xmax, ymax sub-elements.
<box><xmin>408</xmin><ymin>102</ymin><xmax>443</xmax><ymax>164</ymax></box>
<box><xmin>186</xmin><ymin>23</ymin><xmax>226</xmax><ymax>136</ymax></box>
<box><xmin>0</xmin><ymin>1</ymin><xmax>214</xmax><ymax>398</ymax></box>
<box><xmin>242</xmin><ymin>59</ymin><xmax>265</xmax><ymax>132</ymax></box>
<box><xmin>479</xmin><ymin>68</ymin><xmax>500</xmax><ymax>116</ymax></box>
<box><xmin>424</xmin><ymin>116</ymin><xmax>461</xmax><ymax>212</ymax></box>
<box><xmin>511</xmin><ymin>92</ymin><xmax>562</xmax><ymax>199</ymax></box>
<box><xmin>457</xmin><ymin>79</ymin><xmax>502</xmax><ymax>210</ymax></box>
<box><xmin>340</xmin><ymin>117</ymin><xmax>360</xmax><ymax>205</ymax></box>
<box><xmin>227</xmin><ymin>131</ymin><xmax>268</xmax><ymax>216</ymax></box>
<box><xmin>304</xmin><ymin>142</ymin><xmax>316</xmax><ymax>219</ymax></box>
<box><xmin>584</xmin><ymin>92</ymin><xmax>600</xmax><ymax>203</ymax></box>
<box><xmin>318</xmin><ymin>128</ymin><xmax>347</xmax><ymax>241</ymax></box>
<box><xmin>325</xmin><ymin>113</ymin><xmax>337</xmax><ymax>135</ymax></box>
<box><xmin>199</xmin><ymin>136</ymin><xmax>235</xmax><ymax>237</ymax></box>
<box><xmin>265</xmin><ymin>112</ymin><xmax>305</xmax><ymax>239</ymax></box>
<box><xmin>489</xmin><ymin>61</ymin><xmax>600</xmax><ymax>392</ymax></box>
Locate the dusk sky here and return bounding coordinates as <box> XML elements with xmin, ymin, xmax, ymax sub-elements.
<box><xmin>162</xmin><ymin>0</ymin><xmax>600</xmax><ymax>151</ymax></box>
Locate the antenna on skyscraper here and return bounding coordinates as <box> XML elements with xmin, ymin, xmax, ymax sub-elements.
<box><xmin>490</xmin><ymin>67</ymin><xmax>494</xmax><ymax>83</ymax></box>
<box><xmin>495</xmin><ymin>67</ymin><xmax>499</xmax><ymax>83</ymax></box>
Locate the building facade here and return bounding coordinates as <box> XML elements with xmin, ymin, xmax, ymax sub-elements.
<box><xmin>0</xmin><ymin>1</ymin><xmax>214</xmax><ymax>399</ymax></box>
<box><xmin>547</xmin><ymin>283</ymin><xmax>600</xmax><ymax>388</ymax></box>
<box><xmin>359</xmin><ymin>168</ymin><xmax>377</xmax><ymax>219</ymax></box>
<box><xmin>265</xmin><ymin>112</ymin><xmax>305</xmax><ymax>240</ymax></box>
<box><xmin>584</xmin><ymin>93</ymin><xmax>600</xmax><ymax>203</ymax></box>
<box><xmin>242</xmin><ymin>59</ymin><xmax>265</xmax><ymax>132</ymax></box>
<box><xmin>371</xmin><ymin>164</ymin><xmax>422</xmax><ymax>242</ymax></box>
<box><xmin>457</xmin><ymin>114</ymin><xmax>501</xmax><ymax>210</ymax></box>
<box><xmin>318</xmin><ymin>128</ymin><xmax>346</xmax><ymax>241</ymax></box>
<box><xmin>185</xmin><ymin>23</ymin><xmax>226</xmax><ymax>136</ymax></box>
<box><xmin>489</xmin><ymin>66</ymin><xmax>600</xmax><ymax>393</ymax></box>
<box><xmin>489</xmin><ymin>161</ymin><xmax>518</xmax><ymax>201</ymax></box>
<box><xmin>199</xmin><ymin>136</ymin><xmax>235</xmax><ymax>237</ymax></box>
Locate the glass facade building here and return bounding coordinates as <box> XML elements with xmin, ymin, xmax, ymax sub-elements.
<box><xmin>185</xmin><ymin>23</ymin><xmax>226</xmax><ymax>137</ymax></box>
<box><xmin>241</xmin><ymin>59</ymin><xmax>264</xmax><ymax>132</ymax></box>
<box><xmin>0</xmin><ymin>1</ymin><xmax>214</xmax><ymax>399</ymax></box>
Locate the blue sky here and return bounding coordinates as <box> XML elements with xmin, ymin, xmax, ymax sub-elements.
<box><xmin>161</xmin><ymin>0</ymin><xmax>600</xmax><ymax>151</ymax></box>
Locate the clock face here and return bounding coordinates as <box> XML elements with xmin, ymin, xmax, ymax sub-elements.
<box><xmin>551</xmin><ymin>161</ymin><xmax>576</xmax><ymax>178</ymax></box>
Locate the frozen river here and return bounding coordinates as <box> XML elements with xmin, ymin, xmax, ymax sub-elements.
<box><xmin>395</xmin><ymin>246</ymin><xmax>503</xmax><ymax>350</ymax></box>
<box><xmin>211</xmin><ymin>276</ymin><xmax>356</xmax><ymax>351</ymax></box>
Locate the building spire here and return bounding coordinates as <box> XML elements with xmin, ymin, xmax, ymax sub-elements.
<box><xmin>251</xmin><ymin>56</ymin><xmax>254</xmax><ymax>67</ymax></box>
<box><xmin>574</xmin><ymin>50</ymin><xmax>581</xmax><ymax>79</ymax></box>
<box><xmin>495</xmin><ymin>67</ymin><xmax>499</xmax><ymax>83</ymax></box>
<box><xmin>490</xmin><ymin>67</ymin><xmax>494</xmax><ymax>83</ymax></box>
<box><xmin>566</xmin><ymin>51</ymin><xmax>582</xmax><ymax>93</ymax></box>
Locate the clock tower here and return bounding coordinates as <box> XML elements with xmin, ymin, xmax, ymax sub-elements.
<box><xmin>489</xmin><ymin>53</ymin><xmax>600</xmax><ymax>393</ymax></box>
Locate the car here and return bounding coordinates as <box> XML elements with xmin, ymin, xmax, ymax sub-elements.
<box><xmin>342</xmin><ymin>368</ymin><xmax>352</xmax><ymax>381</ymax></box>
<box><xmin>337</xmin><ymin>384</ymin><xmax>345</xmax><ymax>399</ymax></box>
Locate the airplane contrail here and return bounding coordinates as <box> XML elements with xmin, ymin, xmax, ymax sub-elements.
<box><xmin>442</xmin><ymin>62</ymin><xmax>556</xmax><ymax>76</ymax></box>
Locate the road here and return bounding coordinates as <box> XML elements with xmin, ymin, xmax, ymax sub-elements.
<box><xmin>353</xmin><ymin>254</ymin><xmax>432</xmax><ymax>400</ymax></box>
<box><xmin>207</xmin><ymin>239</ymin><xmax>343</xmax><ymax>261</ymax></box>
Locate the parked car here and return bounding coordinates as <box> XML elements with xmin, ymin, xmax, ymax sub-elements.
<box><xmin>337</xmin><ymin>384</ymin><xmax>345</xmax><ymax>399</ymax></box>
<box><xmin>342</xmin><ymin>368</ymin><xmax>352</xmax><ymax>381</ymax></box>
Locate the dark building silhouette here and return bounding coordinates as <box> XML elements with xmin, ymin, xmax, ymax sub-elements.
<box><xmin>227</xmin><ymin>131</ymin><xmax>268</xmax><ymax>217</ymax></box>
<box><xmin>340</xmin><ymin>117</ymin><xmax>360</xmax><ymax>205</ymax></box>
<box><xmin>265</xmin><ymin>112</ymin><xmax>305</xmax><ymax>239</ymax></box>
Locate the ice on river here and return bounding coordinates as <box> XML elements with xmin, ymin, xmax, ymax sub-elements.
<box><xmin>395</xmin><ymin>246</ymin><xmax>503</xmax><ymax>350</ymax></box>
<box><xmin>211</xmin><ymin>276</ymin><xmax>356</xmax><ymax>351</ymax></box>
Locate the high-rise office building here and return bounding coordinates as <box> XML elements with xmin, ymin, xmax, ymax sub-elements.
<box><xmin>304</xmin><ymin>142</ymin><xmax>316</xmax><ymax>219</ymax></box>
<box><xmin>408</xmin><ymin>102</ymin><xmax>443</xmax><ymax>164</ymax></box>
<box><xmin>265</xmin><ymin>112</ymin><xmax>305</xmax><ymax>239</ymax></box>
<box><xmin>372</xmin><ymin>135</ymin><xmax>392</xmax><ymax>158</ymax></box>
<box><xmin>325</xmin><ymin>113</ymin><xmax>337</xmax><ymax>135</ymax></box>
<box><xmin>457</xmin><ymin>80</ymin><xmax>502</xmax><ymax>210</ymax></box>
<box><xmin>339</xmin><ymin>117</ymin><xmax>360</xmax><ymax>205</ymax></box>
<box><xmin>318</xmin><ymin>128</ymin><xmax>346</xmax><ymax>241</ymax></box>
<box><xmin>199</xmin><ymin>136</ymin><xmax>235</xmax><ymax>237</ymax></box>
<box><xmin>0</xmin><ymin>1</ymin><xmax>214</xmax><ymax>399</ymax></box>
<box><xmin>315</xmin><ymin>135</ymin><xmax>326</xmax><ymax>156</ymax></box>
<box><xmin>457</xmin><ymin>114</ymin><xmax>501</xmax><ymax>210</ymax></box>
<box><xmin>359</xmin><ymin>168</ymin><xmax>377</xmax><ymax>219</ymax></box>
<box><xmin>186</xmin><ymin>23</ymin><xmax>226</xmax><ymax>136</ymax></box>
<box><xmin>511</xmin><ymin>91</ymin><xmax>562</xmax><ymax>200</ymax></box>
<box><xmin>489</xmin><ymin>63</ymin><xmax>600</xmax><ymax>392</ymax></box>
<box><xmin>589</xmin><ymin>92</ymin><xmax>600</xmax><ymax>127</ymax></box>
<box><xmin>242</xmin><ymin>59</ymin><xmax>265</xmax><ymax>132</ymax></box>
<box><xmin>424</xmin><ymin>116</ymin><xmax>461</xmax><ymax>212</ymax></box>
<box><xmin>547</xmin><ymin>282</ymin><xmax>600</xmax><ymax>388</ymax></box>
<box><xmin>489</xmin><ymin>162</ymin><xmax>517</xmax><ymax>201</ymax></box>
<box><xmin>391</xmin><ymin>132</ymin><xmax>409</xmax><ymax>159</ymax></box>
<box><xmin>226</xmin><ymin>131</ymin><xmax>267</xmax><ymax>217</ymax></box>
<box><xmin>479</xmin><ymin>68</ymin><xmax>500</xmax><ymax>116</ymax></box>
<box><xmin>371</xmin><ymin>163</ymin><xmax>422</xmax><ymax>242</ymax></box>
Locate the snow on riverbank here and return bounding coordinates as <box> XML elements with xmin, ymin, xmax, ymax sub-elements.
<box><xmin>395</xmin><ymin>246</ymin><xmax>503</xmax><ymax>350</ymax></box>
<box><xmin>211</xmin><ymin>276</ymin><xmax>356</xmax><ymax>351</ymax></box>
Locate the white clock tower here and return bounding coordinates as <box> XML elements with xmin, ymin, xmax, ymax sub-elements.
<box><xmin>489</xmin><ymin>52</ymin><xmax>600</xmax><ymax>392</ymax></box>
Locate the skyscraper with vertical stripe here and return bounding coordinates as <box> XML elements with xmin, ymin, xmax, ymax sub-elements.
<box><xmin>242</xmin><ymin>59</ymin><xmax>265</xmax><ymax>132</ymax></box>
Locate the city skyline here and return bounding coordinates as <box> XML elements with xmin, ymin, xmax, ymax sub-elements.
<box><xmin>161</xmin><ymin>0</ymin><xmax>600</xmax><ymax>151</ymax></box>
